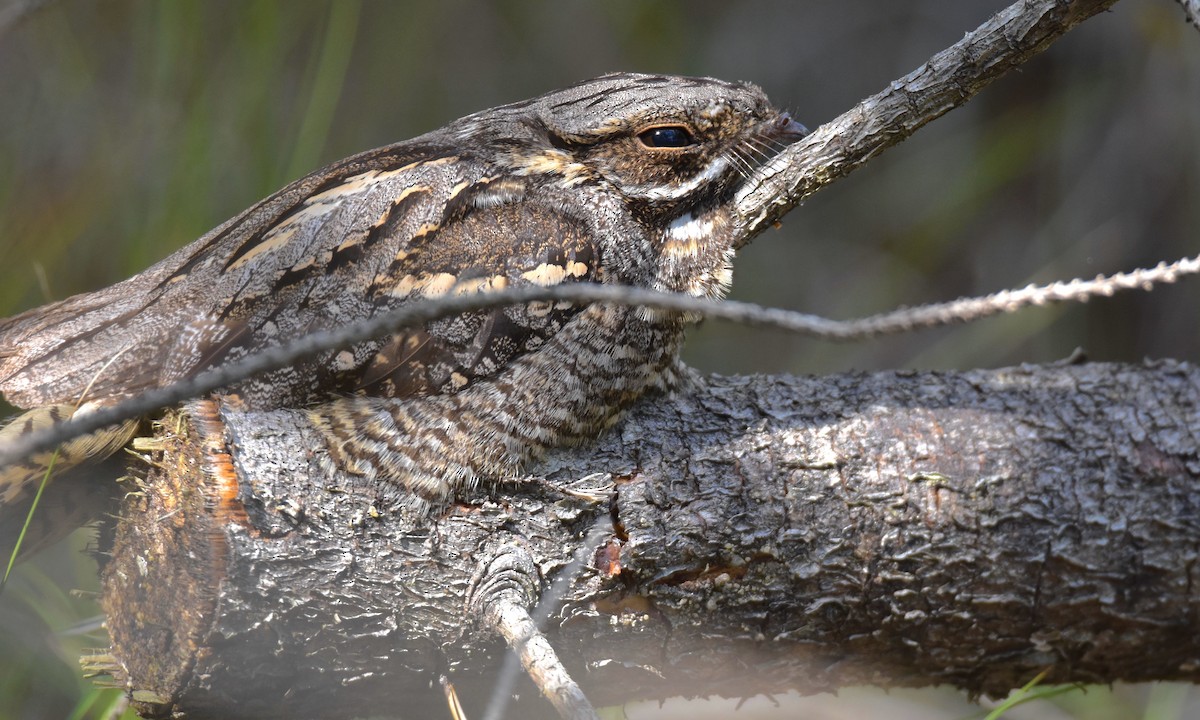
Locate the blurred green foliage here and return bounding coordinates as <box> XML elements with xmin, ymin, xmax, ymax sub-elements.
<box><xmin>0</xmin><ymin>1</ymin><xmax>1197</xmax><ymax>718</ymax></box>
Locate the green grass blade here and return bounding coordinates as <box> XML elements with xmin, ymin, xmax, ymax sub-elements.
<box><xmin>1</xmin><ymin>449</ymin><xmax>59</xmax><ymax>592</ymax></box>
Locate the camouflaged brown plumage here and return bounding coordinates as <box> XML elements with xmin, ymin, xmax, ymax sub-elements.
<box><xmin>0</xmin><ymin>73</ymin><xmax>805</xmax><ymax>547</ymax></box>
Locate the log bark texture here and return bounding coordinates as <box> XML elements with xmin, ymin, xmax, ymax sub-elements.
<box><xmin>95</xmin><ymin>360</ymin><xmax>1200</xmax><ymax>719</ymax></box>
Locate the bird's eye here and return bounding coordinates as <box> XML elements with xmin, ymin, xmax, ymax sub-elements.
<box><xmin>637</xmin><ymin>125</ymin><xmax>696</xmax><ymax>149</ymax></box>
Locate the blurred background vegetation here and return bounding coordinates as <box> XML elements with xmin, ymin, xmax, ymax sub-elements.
<box><xmin>0</xmin><ymin>0</ymin><xmax>1196</xmax><ymax>718</ymax></box>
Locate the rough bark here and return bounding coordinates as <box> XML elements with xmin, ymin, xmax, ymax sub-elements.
<box><xmin>94</xmin><ymin>361</ymin><xmax>1200</xmax><ymax>719</ymax></box>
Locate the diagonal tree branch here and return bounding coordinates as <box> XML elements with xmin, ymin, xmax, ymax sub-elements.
<box><xmin>733</xmin><ymin>0</ymin><xmax>1123</xmax><ymax>238</ymax></box>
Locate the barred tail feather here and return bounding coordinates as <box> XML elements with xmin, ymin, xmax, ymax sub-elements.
<box><xmin>0</xmin><ymin>403</ymin><xmax>138</xmax><ymax>506</ymax></box>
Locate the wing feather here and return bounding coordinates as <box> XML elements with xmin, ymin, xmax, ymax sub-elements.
<box><xmin>353</xmin><ymin>198</ymin><xmax>599</xmax><ymax>399</ymax></box>
<box><xmin>0</xmin><ymin>139</ymin><xmax>463</xmax><ymax>409</ymax></box>
<box><xmin>0</xmin><ymin>138</ymin><xmax>602</xmax><ymax>413</ymax></box>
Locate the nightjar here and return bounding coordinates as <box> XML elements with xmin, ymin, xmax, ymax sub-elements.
<box><xmin>0</xmin><ymin>72</ymin><xmax>806</xmax><ymax>540</ymax></box>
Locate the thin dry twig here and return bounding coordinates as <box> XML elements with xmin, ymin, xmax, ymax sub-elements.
<box><xmin>0</xmin><ymin>254</ymin><xmax>1195</xmax><ymax>470</ymax></box>
<box><xmin>480</xmin><ymin>521</ymin><xmax>610</xmax><ymax>720</ymax></box>
<box><xmin>833</xmin><ymin>255</ymin><xmax>1200</xmax><ymax>336</ymax></box>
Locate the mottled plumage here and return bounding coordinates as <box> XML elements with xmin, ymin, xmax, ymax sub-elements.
<box><xmin>0</xmin><ymin>73</ymin><xmax>805</xmax><ymax>526</ymax></box>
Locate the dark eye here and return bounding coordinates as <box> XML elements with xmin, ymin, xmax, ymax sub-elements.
<box><xmin>637</xmin><ymin>125</ymin><xmax>696</xmax><ymax>149</ymax></box>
